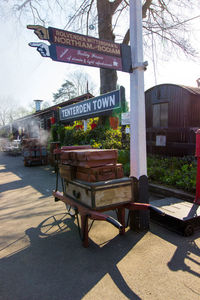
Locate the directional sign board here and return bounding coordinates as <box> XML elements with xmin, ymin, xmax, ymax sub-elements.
<box><xmin>28</xmin><ymin>25</ymin><xmax>132</xmax><ymax>72</ymax></box>
<box><xmin>27</xmin><ymin>25</ymin><xmax>121</xmax><ymax>57</ymax></box>
<box><xmin>29</xmin><ymin>42</ymin><xmax>129</xmax><ymax>71</ymax></box>
<box><xmin>49</xmin><ymin>27</ymin><xmax>121</xmax><ymax>57</ymax></box>
<box><xmin>59</xmin><ymin>90</ymin><xmax>120</xmax><ymax>121</ymax></box>
<box><xmin>51</xmin><ymin>45</ymin><xmax>122</xmax><ymax>71</ymax></box>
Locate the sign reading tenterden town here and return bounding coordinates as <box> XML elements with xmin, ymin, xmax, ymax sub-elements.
<box><xmin>59</xmin><ymin>90</ymin><xmax>120</xmax><ymax>121</ymax></box>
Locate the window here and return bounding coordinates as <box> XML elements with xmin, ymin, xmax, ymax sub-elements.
<box><xmin>153</xmin><ymin>103</ymin><xmax>168</xmax><ymax>128</ymax></box>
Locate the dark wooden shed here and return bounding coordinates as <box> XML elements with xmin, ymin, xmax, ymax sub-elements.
<box><xmin>145</xmin><ymin>83</ymin><xmax>200</xmax><ymax>156</ymax></box>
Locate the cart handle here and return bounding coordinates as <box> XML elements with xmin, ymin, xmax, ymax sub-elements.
<box><xmin>125</xmin><ymin>202</ymin><xmax>165</xmax><ymax>216</ymax></box>
<box><xmin>88</xmin><ymin>211</ymin><xmax>123</xmax><ymax>230</ymax></box>
<box><xmin>106</xmin><ymin>216</ymin><xmax>123</xmax><ymax>230</ymax></box>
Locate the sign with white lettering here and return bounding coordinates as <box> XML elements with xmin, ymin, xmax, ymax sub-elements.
<box><xmin>51</xmin><ymin>45</ymin><xmax>122</xmax><ymax>71</ymax></box>
<box><xmin>59</xmin><ymin>90</ymin><xmax>120</xmax><ymax>121</ymax></box>
<box><xmin>29</xmin><ymin>43</ymin><xmax>123</xmax><ymax>71</ymax></box>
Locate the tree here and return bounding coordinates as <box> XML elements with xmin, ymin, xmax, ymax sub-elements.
<box><xmin>53</xmin><ymin>70</ymin><xmax>97</xmax><ymax>104</ymax></box>
<box><xmin>53</xmin><ymin>80</ymin><xmax>76</xmax><ymax>104</ymax></box>
<box><xmin>6</xmin><ymin>0</ymin><xmax>200</xmax><ymax>94</ymax></box>
<box><xmin>0</xmin><ymin>96</ymin><xmax>31</xmax><ymax>126</ymax></box>
<box><xmin>66</xmin><ymin>1</ymin><xmax>199</xmax><ymax>92</ymax></box>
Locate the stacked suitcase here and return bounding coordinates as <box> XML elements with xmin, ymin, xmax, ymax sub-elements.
<box><xmin>59</xmin><ymin>148</ymin><xmax>124</xmax><ymax>183</ymax></box>
<box><xmin>22</xmin><ymin>138</ymin><xmax>48</xmax><ymax>166</ymax></box>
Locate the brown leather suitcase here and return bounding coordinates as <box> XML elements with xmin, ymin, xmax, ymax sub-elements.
<box><xmin>59</xmin><ymin>164</ymin><xmax>76</xmax><ymax>180</ymax></box>
<box><xmin>76</xmin><ymin>163</ymin><xmax>124</xmax><ymax>182</ymax></box>
<box><xmin>60</xmin><ymin>146</ymin><xmax>93</xmax><ymax>164</ymax></box>
<box><xmin>61</xmin><ymin>145</ymin><xmax>92</xmax><ymax>150</ymax></box>
<box><xmin>70</xmin><ymin>149</ymin><xmax>118</xmax><ymax>168</ymax></box>
<box><xmin>60</xmin><ymin>151</ymin><xmax>71</xmax><ymax>163</ymax></box>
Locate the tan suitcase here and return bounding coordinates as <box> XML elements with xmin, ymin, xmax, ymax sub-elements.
<box><xmin>64</xmin><ymin>177</ymin><xmax>132</xmax><ymax>209</ymax></box>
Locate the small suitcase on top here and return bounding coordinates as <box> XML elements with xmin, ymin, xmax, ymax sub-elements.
<box><xmin>69</xmin><ymin>149</ymin><xmax>118</xmax><ymax>168</ymax></box>
<box><xmin>60</xmin><ymin>146</ymin><xmax>93</xmax><ymax>164</ymax></box>
<box><xmin>76</xmin><ymin>163</ymin><xmax>124</xmax><ymax>182</ymax></box>
<box><xmin>61</xmin><ymin>145</ymin><xmax>92</xmax><ymax>151</ymax></box>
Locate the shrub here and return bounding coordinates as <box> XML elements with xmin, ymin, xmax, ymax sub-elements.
<box><xmin>51</xmin><ymin>125</ymin><xmax>59</xmax><ymax>142</ymax></box>
<box><xmin>57</xmin><ymin>125</ymin><xmax>65</xmax><ymax>144</ymax></box>
<box><xmin>147</xmin><ymin>155</ymin><xmax>197</xmax><ymax>193</ymax></box>
<box><xmin>62</xmin><ymin>125</ymin><xmax>122</xmax><ymax>149</ymax></box>
<box><xmin>118</xmin><ymin>150</ymin><xmax>130</xmax><ymax>164</ymax></box>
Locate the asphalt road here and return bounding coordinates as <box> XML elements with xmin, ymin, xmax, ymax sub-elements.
<box><xmin>0</xmin><ymin>152</ymin><xmax>200</xmax><ymax>300</ymax></box>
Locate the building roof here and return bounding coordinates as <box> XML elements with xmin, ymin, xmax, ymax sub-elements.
<box><xmin>13</xmin><ymin>93</ymin><xmax>94</xmax><ymax>123</ymax></box>
<box><xmin>145</xmin><ymin>83</ymin><xmax>200</xmax><ymax>96</ymax></box>
<box><xmin>180</xmin><ymin>85</ymin><xmax>200</xmax><ymax>95</ymax></box>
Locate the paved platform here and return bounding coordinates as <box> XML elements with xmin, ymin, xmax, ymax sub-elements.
<box><xmin>1</xmin><ymin>152</ymin><xmax>200</xmax><ymax>300</ymax></box>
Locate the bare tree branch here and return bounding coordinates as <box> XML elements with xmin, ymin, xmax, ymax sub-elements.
<box><xmin>5</xmin><ymin>0</ymin><xmax>200</xmax><ymax>95</ymax></box>
<box><xmin>86</xmin><ymin>0</ymin><xmax>95</xmax><ymax>35</ymax></box>
<box><xmin>110</xmin><ymin>0</ymin><xmax>123</xmax><ymax>15</ymax></box>
<box><xmin>142</xmin><ymin>0</ymin><xmax>153</xmax><ymax>18</ymax></box>
<box><xmin>15</xmin><ymin>0</ymin><xmax>32</xmax><ymax>11</ymax></box>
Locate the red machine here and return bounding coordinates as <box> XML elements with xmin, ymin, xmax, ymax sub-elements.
<box><xmin>195</xmin><ymin>129</ymin><xmax>200</xmax><ymax>204</ymax></box>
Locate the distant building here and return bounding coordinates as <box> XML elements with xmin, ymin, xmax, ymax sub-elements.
<box><xmin>12</xmin><ymin>93</ymin><xmax>93</xmax><ymax>138</ymax></box>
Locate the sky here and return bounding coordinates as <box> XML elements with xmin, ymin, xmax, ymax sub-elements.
<box><xmin>0</xmin><ymin>4</ymin><xmax>200</xmax><ymax>110</ymax></box>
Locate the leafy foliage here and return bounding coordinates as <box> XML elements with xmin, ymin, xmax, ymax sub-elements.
<box><xmin>50</xmin><ymin>124</ymin><xmax>59</xmax><ymax>142</ymax></box>
<box><xmin>147</xmin><ymin>155</ymin><xmax>197</xmax><ymax>193</ymax></box>
<box><xmin>51</xmin><ymin>123</ymin><xmax>122</xmax><ymax>149</ymax></box>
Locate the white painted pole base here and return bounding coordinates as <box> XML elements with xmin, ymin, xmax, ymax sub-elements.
<box><xmin>129</xmin><ymin>0</ymin><xmax>149</xmax><ymax>230</ymax></box>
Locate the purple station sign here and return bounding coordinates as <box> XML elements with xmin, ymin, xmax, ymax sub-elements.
<box><xmin>51</xmin><ymin>45</ymin><xmax>122</xmax><ymax>71</ymax></box>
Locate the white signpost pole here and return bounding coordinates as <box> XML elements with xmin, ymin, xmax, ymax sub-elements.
<box><xmin>129</xmin><ymin>0</ymin><xmax>149</xmax><ymax>230</ymax></box>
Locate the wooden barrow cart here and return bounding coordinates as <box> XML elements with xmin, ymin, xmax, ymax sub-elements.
<box><xmin>53</xmin><ymin>147</ymin><xmax>162</xmax><ymax>247</ymax></box>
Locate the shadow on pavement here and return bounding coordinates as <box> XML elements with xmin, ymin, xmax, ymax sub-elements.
<box><xmin>150</xmin><ymin>222</ymin><xmax>200</xmax><ymax>278</ymax></box>
<box><xmin>0</xmin><ymin>213</ymin><xmax>144</xmax><ymax>300</ymax></box>
<box><xmin>0</xmin><ymin>152</ymin><xmax>58</xmax><ymax>197</ymax></box>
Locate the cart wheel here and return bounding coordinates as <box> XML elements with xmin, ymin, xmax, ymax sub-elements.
<box><xmin>184</xmin><ymin>225</ymin><xmax>194</xmax><ymax>236</ymax></box>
